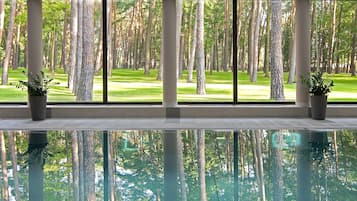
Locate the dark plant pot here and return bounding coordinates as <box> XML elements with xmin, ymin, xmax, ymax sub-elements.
<box><xmin>29</xmin><ymin>95</ymin><xmax>47</xmax><ymax>121</ymax></box>
<box><xmin>310</xmin><ymin>95</ymin><xmax>327</xmax><ymax>120</ymax></box>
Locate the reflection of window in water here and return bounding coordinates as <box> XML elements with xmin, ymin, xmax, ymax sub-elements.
<box><xmin>122</xmin><ymin>132</ymin><xmax>138</xmax><ymax>151</ymax></box>
<box><xmin>272</xmin><ymin>130</ymin><xmax>301</xmax><ymax>149</ymax></box>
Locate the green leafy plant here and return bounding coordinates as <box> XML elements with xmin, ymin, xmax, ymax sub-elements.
<box><xmin>303</xmin><ymin>71</ymin><xmax>334</xmax><ymax>96</ymax></box>
<box><xmin>16</xmin><ymin>70</ymin><xmax>59</xmax><ymax>96</ymax></box>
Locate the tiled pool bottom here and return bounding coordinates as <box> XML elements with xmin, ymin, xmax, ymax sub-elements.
<box><xmin>0</xmin><ymin>129</ymin><xmax>356</xmax><ymax>201</ymax></box>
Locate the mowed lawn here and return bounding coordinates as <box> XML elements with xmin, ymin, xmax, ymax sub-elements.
<box><xmin>0</xmin><ymin>68</ymin><xmax>356</xmax><ymax>102</ymax></box>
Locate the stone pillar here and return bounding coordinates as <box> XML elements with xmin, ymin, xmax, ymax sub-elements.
<box><xmin>295</xmin><ymin>0</ymin><xmax>311</xmax><ymax>107</ymax></box>
<box><xmin>162</xmin><ymin>0</ymin><xmax>177</xmax><ymax>108</ymax></box>
<box><xmin>27</xmin><ymin>0</ymin><xmax>42</xmax><ymax>75</ymax></box>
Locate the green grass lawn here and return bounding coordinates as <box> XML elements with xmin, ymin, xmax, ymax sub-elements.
<box><xmin>1</xmin><ymin>67</ymin><xmax>356</xmax><ymax>102</ymax></box>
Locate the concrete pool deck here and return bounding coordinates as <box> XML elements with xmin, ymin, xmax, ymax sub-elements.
<box><xmin>0</xmin><ymin>118</ymin><xmax>356</xmax><ymax>130</ymax></box>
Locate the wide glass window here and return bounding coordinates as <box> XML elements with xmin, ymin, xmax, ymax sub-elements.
<box><xmin>0</xmin><ymin>0</ymin><xmax>356</xmax><ymax>104</ymax></box>
<box><xmin>108</xmin><ymin>0</ymin><xmax>163</xmax><ymax>102</ymax></box>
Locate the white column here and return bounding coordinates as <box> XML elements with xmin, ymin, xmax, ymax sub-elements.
<box><xmin>295</xmin><ymin>0</ymin><xmax>311</xmax><ymax>107</ymax></box>
<box><xmin>27</xmin><ymin>0</ymin><xmax>42</xmax><ymax>75</ymax></box>
<box><xmin>163</xmin><ymin>0</ymin><xmax>177</xmax><ymax>108</ymax></box>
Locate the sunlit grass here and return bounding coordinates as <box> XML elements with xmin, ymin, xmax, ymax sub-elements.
<box><xmin>1</xmin><ymin>67</ymin><xmax>356</xmax><ymax>102</ymax></box>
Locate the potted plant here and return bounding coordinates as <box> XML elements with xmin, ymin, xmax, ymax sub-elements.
<box><xmin>16</xmin><ymin>70</ymin><xmax>58</xmax><ymax>121</ymax></box>
<box><xmin>303</xmin><ymin>71</ymin><xmax>334</xmax><ymax>120</ymax></box>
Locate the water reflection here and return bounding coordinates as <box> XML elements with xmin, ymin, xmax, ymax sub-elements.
<box><xmin>28</xmin><ymin>130</ymin><xmax>47</xmax><ymax>201</ymax></box>
<box><xmin>0</xmin><ymin>129</ymin><xmax>356</xmax><ymax>200</ymax></box>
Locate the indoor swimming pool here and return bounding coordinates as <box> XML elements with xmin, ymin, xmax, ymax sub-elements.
<box><xmin>0</xmin><ymin>129</ymin><xmax>356</xmax><ymax>201</ymax></box>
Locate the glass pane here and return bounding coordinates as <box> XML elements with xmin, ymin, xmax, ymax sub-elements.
<box><xmin>108</xmin><ymin>0</ymin><xmax>163</xmax><ymax>102</ymax></box>
<box><xmin>0</xmin><ymin>1</ymin><xmax>28</xmax><ymax>102</ymax></box>
<box><xmin>0</xmin><ymin>0</ymin><xmax>103</xmax><ymax>102</ymax></box>
<box><xmin>311</xmin><ymin>1</ymin><xmax>357</xmax><ymax>102</ymax></box>
<box><xmin>177</xmin><ymin>1</ymin><xmax>233</xmax><ymax>102</ymax></box>
<box><xmin>237</xmin><ymin>0</ymin><xmax>296</xmax><ymax>102</ymax></box>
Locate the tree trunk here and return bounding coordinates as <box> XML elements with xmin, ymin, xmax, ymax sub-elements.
<box><xmin>270</xmin><ymin>0</ymin><xmax>285</xmax><ymax>100</ymax></box>
<box><xmin>8</xmin><ymin>132</ymin><xmax>20</xmax><ymax>201</ymax></box>
<box><xmin>222</xmin><ymin>0</ymin><xmax>230</xmax><ymax>72</ymax></box>
<box><xmin>83</xmin><ymin>131</ymin><xmax>95</xmax><ymax>201</ymax></box>
<box><xmin>177</xmin><ymin>132</ymin><xmax>187</xmax><ymax>201</ymax></box>
<box><xmin>108</xmin><ymin>133</ymin><xmax>115</xmax><ymax>201</ymax></box>
<box><xmin>186</xmin><ymin>1</ymin><xmax>194</xmax><ymax>68</ymax></box>
<box><xmin>225</xmin><ymin>133</ymin><xmax>232</xmax><ymax>173</ymax></box>
<box><xmin>0</xmin><ymin>131</ymin><xmax>9</xmax><ymax>201</ymax></box>
<box><xmin>74</xmin><ymin>0</ymin><xmax>83</xmax><ymax>94</ymax></box>
<box><xmin>1</xmin><ymin>0</ymin><xmax>17</xmax><ymax>85</ymax></box>
<box><xmin>12</xmin><ymin>22</ymin><xmax>21</xmax><ymax>70</ymax></box>
<box><xmin>78</xmin><ymin>132</ymin><xmax>85</xmax><ymax>201</ymax></box>
<box><xmin>335</xmin><ymin>4</ymin><xmax>343</xmax><ymax>74</ymax></box>
<box><xmin>69</xmin><ymin>0</ymin><xmax>78</xmax><ymax>90</ymax></box>
<box><xmin>0</xmin><ymin>0</ymin><xmax>5</xmax><ymax>44</ymax></box>
<box><xmin>288</xmin><ymin>1</ymin><xmax>296</xmax><ymax>83</ymax></box>
<box><xmin>144</xmin><ymin>0</ymin><xmax>155</xmax><ymax>75</ymax></box>
<box><xmin>351</xmin><ymin>6</ymin><xmax>356</xmax><ymax>76</ymax></box>
<box><xmin>333</xmin><ymin>131</ymin><xmax>339</xmax><ymax>177</ymax></box>
<box><xmin>107</xmin><ymin>0</ymin><xmax>113</xmax><ymax>77</ymax></box>
<box><xmin>176</xmin><ymin>0</ymin><xmax>183</xmax><ymax>77</ymax></box>
<box><xmin>71</xmin><ymin>131</ymin><xmax>79</xmax><ymax>201</ymax></box>
<box><xmin>187</xmin><ymin>9</ymin><xmax>197</xmax><ymax>83</ymax></box>
<box><xmin>328</xmin><ymin>0</ymin><xmax>337</xmax><ymax>74</ymax></box>
<box><xmin>179</xmin><ymin>29</ymin><xmax>185</xmax><ymax>78</ymax></box>
<box><xmin>251</xmin><ymin>131</ymin><xmax>260</xmax><ymax>194</ymax></box>
<box><xmin>50</xmin><ymin>29</ymin><xmax>57</xmax><ymax>73</ymax></box>
<box><xmin>197</xmin><ymin>130</ymin><xmax>207</xmax><ymax>201</ymax></box>
<box><xmin>112</xmin><ymin>2</ymin><xmax>118</xmax><ymax>70</ymax></box>
<box><xmin>263</xmin><ymin>0</ymin><xmax>271</xmax><ymax>78</ymax></box>
<box><xmin>196</xmin><ymin>0</ymin><xmax>206</xmax><ymax>95</ymax></box>
<box><xmin>95</xmin><ymin>22</ymin><xmax>103</xmax><ymax>75</ymax></box>
<box><xmin>65</xmin><ymin>132</ymin><xmax>72</xmax><ymax>200</ymax></box>
<box><xmin>157</xmin><ymin>35</ymin><xmax>163</xmax><ymax>81</ymax></box>
<box><xmin>327</xmin><ymin>0</ymin><xmax>337</xmax><ymax>73</ymax></box>
<box><xmin>212</xmin><ymin>29</ymin><xmax>218</xmax><ymax>72</ymax></box>
<box><xmin>77</xmin><ymin>0</ymin><xmax>95</xmax><ymax>101</ymax></box>
<box><xmin>61</xmin><ymin>13</ymin><xmax>69</xmax><ymax>73</ymax></box>
<box><xmin>255</xmin><ymin>131</ymin><xmax>266</xmax><ymax>201</ymax></box>
<box><xmin>248</xmin><ymin>0</ymin><xmax>258</xmax><ymax>80</ymax></box>
<box><xmin>252</xmin><ymin>0</ymin><xmax>261</xmax><ymax>82</ymax></box>
<box><xmin>272</xmin><ymin>132</ymin><xmax>283</xmax><ymax>201</ymax></box>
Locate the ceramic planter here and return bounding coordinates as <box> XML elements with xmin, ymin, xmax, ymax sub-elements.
<box><xmin>29</xmin><ymin>95</ymin><xmax>47</xmax><ymax>121</ymax></box>
<box><xmin>310</xmin><ymin>95</ymin><xmax>327</xmax><ymax>120</ymax></box>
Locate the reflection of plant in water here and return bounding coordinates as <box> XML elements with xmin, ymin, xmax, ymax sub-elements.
<box><xmin>21</xmin><ymin>142</ymin><xmax>50</xmax><ymax>169</ymax></box>
<box><xmin>310</xmin><ymin>141</ymin><xmax>333</xmax><ymax>164</ymax></box>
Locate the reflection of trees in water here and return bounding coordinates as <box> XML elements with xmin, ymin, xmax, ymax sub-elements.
<box><xmin>1</xmin><ymin>129</ymin><xmax>356</xmax><ymax>200</ymax></box>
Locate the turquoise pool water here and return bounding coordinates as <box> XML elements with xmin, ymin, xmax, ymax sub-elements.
<box><xmin>0</xmin><ymin>129</ymin><xmax>356</xmax><ymax>201</ymax></box>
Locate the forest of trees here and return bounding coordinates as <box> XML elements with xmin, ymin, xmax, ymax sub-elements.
<box><xmin>0</xmin><ymin>129</ymin><xmax>356</xmax><ymax>200</ymax></box>
<box><xmin>0</xmin><ymin>0</ymin><xmax>356</xmax><ymax>102</ymax></box>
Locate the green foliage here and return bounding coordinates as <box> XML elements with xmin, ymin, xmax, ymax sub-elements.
<box><xmin>15</xmin><ymin>70</ymin><xmax>59</xmax><ymax>96</ymax></box>
<box><xmin>115</xmin><ymin>0</ymin><xmax>136</xmax><ymax>16</ymax></box>
<box><xmin>303</xmin><ymin>71</ymin><xmax>334</xmax><ymax>96</ymax></box>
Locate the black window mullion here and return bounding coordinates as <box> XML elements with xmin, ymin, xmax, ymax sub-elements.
<box><xmin>103</xmin><ymin>0</ymin><xmax>108</xmax><ymax>103</ymax></box>
<box><xmin>233</xmin><ymin>0</ymin><xmax>238</xmax><ymax>104</ymax></box>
